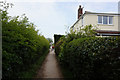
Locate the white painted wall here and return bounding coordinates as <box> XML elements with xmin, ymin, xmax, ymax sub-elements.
<box><xmin>73</xmin><ymin>19</ymin><xmax>82</xmax><ymax>32</ymax></box>
<box><xmin>118</xmin><ymin>15</ymin><xmax>120</xmax><ymax>31</ymax></box>
<box><xmin>73</xmin><ymin>13</ymin><xmax>119</xmax><ymax>32</ymax></box>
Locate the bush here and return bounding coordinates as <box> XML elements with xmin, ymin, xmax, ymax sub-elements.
<box><xmin>55</xmin><ymin>38</ymin><xmax>64</xmax><ymax>56</ymax></box>
<box><xmin>56</xmin><ymin>24</ymin><xmax>120</xmax><ymax>79</ymax></box>
<box><xmin>58</xmin><ymin>37</ymin><xmax>120</xmax><ymax>79</ymax></box>
<box><xmin>1</xmin><ymin>2</ymin><xmax>49</xmax><ymax>78</ymax></box>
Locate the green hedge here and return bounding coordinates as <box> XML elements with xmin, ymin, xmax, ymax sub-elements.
<box><xmin>58</xmin><ymin>37</ymin><xmax>120</xmax><ymax>79</ymax></box>
<box><xmin>55</xmin><ymin>38</ymin><xmax>65</xmax><ymax>56</ymax></box>
<box><xmin>2</xmin><ymin>3</ymin><xmax>49</xmax><ymax>78</ymax></box>
<box><xmin>54</xmin><ymin>34</ymin><xmax>64</xmax><ymax>45</ymax></box>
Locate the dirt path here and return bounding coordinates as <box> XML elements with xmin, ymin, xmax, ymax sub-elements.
<box><xmin>36</xmin><ymin>50</ymin><xmax>63</xmax><ymax>78</ymax></box>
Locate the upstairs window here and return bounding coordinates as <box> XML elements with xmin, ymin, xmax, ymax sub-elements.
<box><xmin>98</xmin><ymin>16</ymin><xmax>102</xmax><ymax>24</ymax></box>
<box><xmin>103</xmin><ymin>16</ymin><xmax>108</xmax><ymax>24</ymax></box>
<box><xmin>98</xmin><ymin>16</ymin><xmax>113</xmax><ymax>25</ymax></box>
<box><xmin>109</xmin><ymin>16</ymin><xmax>113</xmax><ymax>24</ymax></box>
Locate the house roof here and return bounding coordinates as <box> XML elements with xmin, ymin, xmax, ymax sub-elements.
<box><xmin>71</xmin><ymin>11</ymin><xmax>120</xmax><ymax>28</ymax></box>
<box><xmin>96</xmin><ymin>30</ymin><xmax>120</xmax><ymax>34</ymax></box>
<box><xmin>85</xmin><ymin>11</ymin><xmax>120</xmax><ymax>15</ymax></box>
<box><xmin>96</xmin><ymin>30</ymin><xmax>120</xmax><ymax>36</ymax></box>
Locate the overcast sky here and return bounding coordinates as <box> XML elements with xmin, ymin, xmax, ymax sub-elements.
<box><xmin>7</xmin><ymin>0</ymin><xmax>119</xmax><ymax>41</ymax></box>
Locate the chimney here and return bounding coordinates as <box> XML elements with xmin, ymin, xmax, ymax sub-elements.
<box><xmin>78</xmin><ymin>5</ymin><xmax>83</xmax><ymax>19</ymax></box>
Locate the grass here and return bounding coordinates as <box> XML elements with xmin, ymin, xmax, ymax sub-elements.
<box><xmin>19</xmin><ymin>50</ymin><xmax>49</xmax><ymax>78</ymax></box>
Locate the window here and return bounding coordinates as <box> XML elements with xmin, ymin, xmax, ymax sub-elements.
<box><xmin>103</xmin><ymin>16</ymin><xmax>108</xmax><ymax>24</ymax></box>
<box><xmin>98</xmin><ymin>16</ymin><xmax>113</xmax><ymax>25</ymax></box>
<box><xmin>98</xmin><ymin>16</ymin><xmax>102</xmax><ymax>24</ymax></box>
<box><xmin>109</xmin><ymin>16</ymin><xmax>113</xmax><ymax>24</ymax></box>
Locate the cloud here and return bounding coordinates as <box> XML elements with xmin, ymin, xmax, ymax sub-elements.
<box><xmin>77</xmin><ymin>2</ymin><xmax>118</xmax><ymax>13</ymax></box>
<box><xmin>7</xmin><ymin>0</ymin><xmax>120</xmax><ymax>2</ymax></box>
<box><xmin>8</xmin><ymin>2</ymin><xmax>68</xmax><ymax>39</ymax></box>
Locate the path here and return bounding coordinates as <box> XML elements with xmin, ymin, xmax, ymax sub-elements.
<box><xmin>36</xmin><ymin>50</ymin><xmax>63</xmax><ymax>78</ymax></box>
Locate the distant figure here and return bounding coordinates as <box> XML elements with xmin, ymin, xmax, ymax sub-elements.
<box><xmin>52</xmin><ymin>46</ymin><xmax>54</xmax><ymax>51</ymax></box>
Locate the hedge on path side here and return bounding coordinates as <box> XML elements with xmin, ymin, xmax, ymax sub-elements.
<box><xmin>58</xmin><ymin>36</ymin><xmax>120</xmax><ymax>79</ymax></box>
<box><xmin>1</xmin><ymin>2</ymin><xmax>49</xmax><ymax>78</ymax></box>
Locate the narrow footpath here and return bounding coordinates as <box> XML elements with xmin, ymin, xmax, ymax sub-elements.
<box><xmin>36</xmin><ymin>50</ymin><xmax>63</xmax><ymax>78</ymax></box>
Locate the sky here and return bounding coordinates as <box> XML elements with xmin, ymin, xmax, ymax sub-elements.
<box><xmin>6</xmin><ymin>0</ymin><xmax>119</xmax><ymax>41</ymax></box>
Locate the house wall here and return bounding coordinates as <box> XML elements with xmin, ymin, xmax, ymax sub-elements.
<box><xmin>118</xmin><ymin>15</ymin><xmax>120</xmax><ymax>31</ymax></box>
<box><xmin>73</xmin><ymin>19</ymin><xmax>82</xmax><ymax>32</ymax></box>
<box><xmin>73</xmin><ymin>14</ymin><xmax>119</xmax><ymax>32</ymax></box>
<box><xmin>83</xmin><ymin>14</ymin><xmax>97</xmax><ymax>27</ymax></box>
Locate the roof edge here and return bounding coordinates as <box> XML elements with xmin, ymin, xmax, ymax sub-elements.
<box><xmin>85</xmin><ymin>11</ymin><xmax>120</xmax><ymax>15</ymax></box>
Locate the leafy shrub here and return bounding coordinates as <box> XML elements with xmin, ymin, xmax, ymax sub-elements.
<box><xmin>55</xmin><ymin>37</ymin><xmax>65</xmax><ymax>56</ymax></box>
<box><xmin>58</xmin><ymin>37</ymin><xmax>120</xmax><ymax>79</ymax></box>
<box><xmin>56</xmin><ymin>24</ymin><xmax>120</xmax><ymax>79</ymax></box>
<box><xmin>1</xmin><ymin>2</ymin><xmax>49</xmax><ymax>78</ymax></box>
<box><xmin>54</xmin><ymin>34</ymin><xmax>64</xmax><ymax>44</ymax></box>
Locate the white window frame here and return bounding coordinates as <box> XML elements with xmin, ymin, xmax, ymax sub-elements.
<box><xmin>98</xmin><ymin>16</ymin><xmax>102</xmax><ymax>24</ymax></box>
<box><xmin>98</xmin><ymin>16</ymin><xmax>113</xmax><ymax>25</ymax></box>
<box><xmin>108</xmin><ymin>16</ymin><xmax>113</xmax><ymax>25</ymax></box>
<box><xmin>103</xmin><ymin>16</ymin><xmax>108</xmax><ymax>24</ymax></box>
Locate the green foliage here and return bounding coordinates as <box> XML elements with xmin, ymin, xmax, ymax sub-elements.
<box><xmin>47</xmin><ymin>38</ymin><xmax>53</xmax><ymax>48</ymax></box>
<box><xmin>47</xmin><ymin>38</ymin><xmax>53</xmax><ymax>44</ymax></box>
<box><xmin>19</xmin><ymin>51</ymin><xmax>49</xmax><ymax>78</ymax></box>
<box><xmin>55</xmin><ymin>25</ymin><xmax>96</xmax><ymax>57</ymax></box>
<box><xmin>1</xmin><ymin>1</ymin><xmax>49</xmax><ymax>78</ymax></box>
<box><xmin>66</xmin><ymin>25</ymin><xmax>97</xmax><ymax>42</ymax></box>
<box><xmin>58</xmin><ymin>37</ymin><xmax>120</xmax><ymax>79</ymax></box>
<box><xmin>54</xmin><ymin>34</ymin><xmax>64</xmax><ymax>56</ymax></box>
<box><xmin>56</xmin><ymin>24</ymin><xmax>120</xmax><ymax>79</ymax></box>
<box><xmin>81</xmin><ymin>24</ymin><xmax>97</xmax><ymax>36</ymax></box>
<box><xmin>54</xmin><ymin>34</ymin><xmax>64</xmax><ymax>44</ymax></box>
<box><xmin>55</xmin><ymin>37</ymin><xmax>65</xmax><ymax>56</ymax></box>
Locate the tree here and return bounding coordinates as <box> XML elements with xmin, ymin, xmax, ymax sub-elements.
<box><xmin>47</xmin><ymin>38</ymin><xmax>53</xmax><ymax>44</ymax></box>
